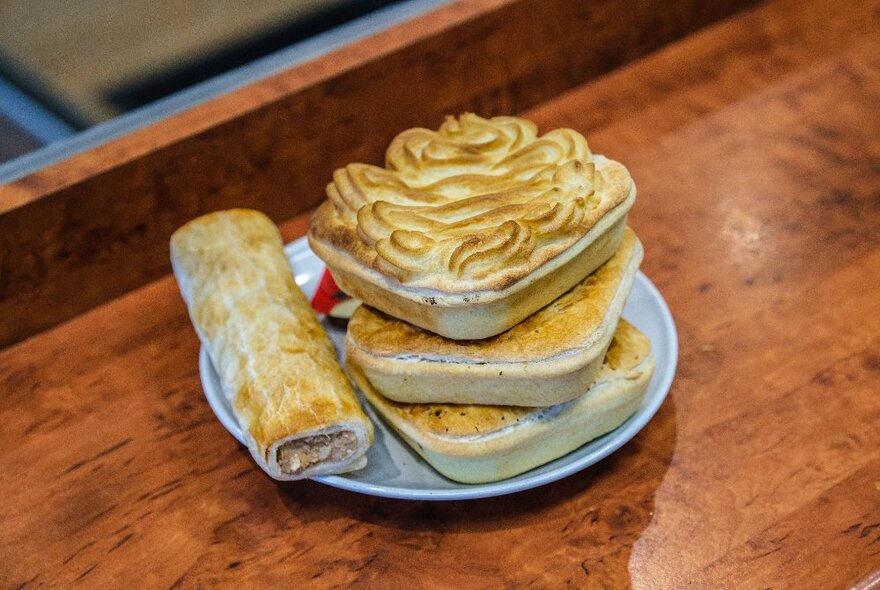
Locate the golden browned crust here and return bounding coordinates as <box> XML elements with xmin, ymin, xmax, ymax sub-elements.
<box><xmin>343</xmin><ymin>228</ymin><xmax>643</xmax><ymax>406</ymax></box>
<box><xmin>349</xmin><ymin>319</ymin><xmax>654</xmax><ymax>483</ymax></box>
<box><xmin>316</xmin><ymin>213</ymin><xmax>629</xmax><ymax>340</ymax></box>
<box><xmin>348</xmin><ymin>229</ymin><xmax>641</xmax><ymax>363</ymax></box>
<box><xmin>308</xmin><ymin>113</ymin><xmax>635</xmax><ymax>294</ymax></box>
<box><xmin>364</xmin><ymin>319</ymin><xmax>651</xmax><ymax>436</ymax></box>
<box><xmin>170</xmin><ymin>209</ymin><xmax>373</xmax><ymax>480</ymax></box>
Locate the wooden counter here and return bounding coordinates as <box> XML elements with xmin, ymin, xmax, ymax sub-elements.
<box><xmin>1</xmin><ymin>0</ymin><xmax>879</xmax><ymax>587</ymax></box>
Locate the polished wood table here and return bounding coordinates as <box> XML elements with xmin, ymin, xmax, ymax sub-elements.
<box><xmin>2</xmin><ymin>0</ymin><xmax>879</xmax><ymax>587</ymax></box>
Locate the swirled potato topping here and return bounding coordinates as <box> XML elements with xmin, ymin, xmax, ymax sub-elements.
<box><xmin>311</xmin><ymin>113</ymin><xmax>633</xmax><ymax>292</ymax></box>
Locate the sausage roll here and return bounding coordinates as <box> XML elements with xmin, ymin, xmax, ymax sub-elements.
<box><xmin>171</xmin><ymin>209</ymin><xmax>373</xmax><ymax>480</ymax></box>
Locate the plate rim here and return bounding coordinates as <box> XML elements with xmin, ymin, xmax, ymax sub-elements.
<box><xmin>198</xmin><ymin>236</ymin><xmax>678</xmax><ymax>500</ymax></box>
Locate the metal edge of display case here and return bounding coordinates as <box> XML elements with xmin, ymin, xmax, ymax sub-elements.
<box><xmin>0</xmin><ymin>0</ymin><xmax>451</xmax><ymax>185</ymax></box>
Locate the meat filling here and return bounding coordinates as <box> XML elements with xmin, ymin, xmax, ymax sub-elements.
<box><xmin>277</xmin><ymin>430</ymin><xmax>358</xmax><ymax>475</ymax></box>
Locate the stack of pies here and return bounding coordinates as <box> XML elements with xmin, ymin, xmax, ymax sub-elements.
<box><xmin>309</xmin><ymin>114</ymin><xmax>655</xmax><ymax>484</ymax></box>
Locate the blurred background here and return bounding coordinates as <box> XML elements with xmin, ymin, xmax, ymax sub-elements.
<box><xmin>0</xmin><ymin>0</ymin><xmax>439</xmax><ymax>166</ymax></box>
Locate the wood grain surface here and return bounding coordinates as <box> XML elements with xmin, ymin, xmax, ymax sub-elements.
<box><xmin>2</xmin><ymin>0</ymin><xmax>880</xmax><ymax>587</ymax></box>
<box><xmin>0</xmin><ymin>0</ymin><xmax>755</xmax><ymax>348</ymax></box>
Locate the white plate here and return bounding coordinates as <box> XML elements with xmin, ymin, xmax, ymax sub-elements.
<box><xmin>200</xmin><ymin>237</ymin><xmax>678</xmax><ymax>500</ymax></box>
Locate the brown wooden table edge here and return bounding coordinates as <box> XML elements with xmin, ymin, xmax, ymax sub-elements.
<box><xmin>0</xmin><ymin>0</ymin><xmax>759</xmax><ymax>349</ymax></box>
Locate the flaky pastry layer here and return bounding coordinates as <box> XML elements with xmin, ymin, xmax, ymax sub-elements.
<box><xmin>345</xmin><ymin>228</ymin><xmax>643</xmax><ymax>406</ymax></box>
<box><xmin>350</xmin><ymin>319</ymin><xmax>654</xmax><ymax>484</ymax></box>
<box><xmin>171</xmin><ymin>209</ymin><xmax>373</xmax><ymax>480</ymax></box>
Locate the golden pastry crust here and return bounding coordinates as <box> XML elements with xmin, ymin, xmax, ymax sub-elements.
<box><xmin>308</xmin><ymin>114</ymin><xmax>635</xmax><ymax>339</ymax></box>
<box><xmin>349</xmin><ymin>229</ymin><xmax>641</xmax><ymax>362</ymax></box>
<box><xmin>170</xmin><ymin>209</ymin><xmax>373</xmax><ymax>480</ymax></box>
<box><xmin>345</xmin><ymin>229</ymin><xmax>643</xmax><ymax>406</ymax></box>
<box><xmin>349</xmin><ymin>319</ymin><xmax>654</xmax><ymax>483</ymax></box>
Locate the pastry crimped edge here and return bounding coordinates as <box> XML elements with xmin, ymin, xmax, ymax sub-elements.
<box><xmin>310</xmin><ymin>190</ymin><xmax>633</xmax><ymax>340</ymax></box>
<box><xmin>345</xmin><ymin>228</ymin><xmax>644</xmax><ymax>407</ymax></box>
<box><xmin>348</xmin><ymin>319</ymin><xmax>655</xmax><ymax>484</ymax></box>
<box><xmin>170</xmin><ymin>208</ymin><xmax>373</xmax><ymax>481</ymax></box>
